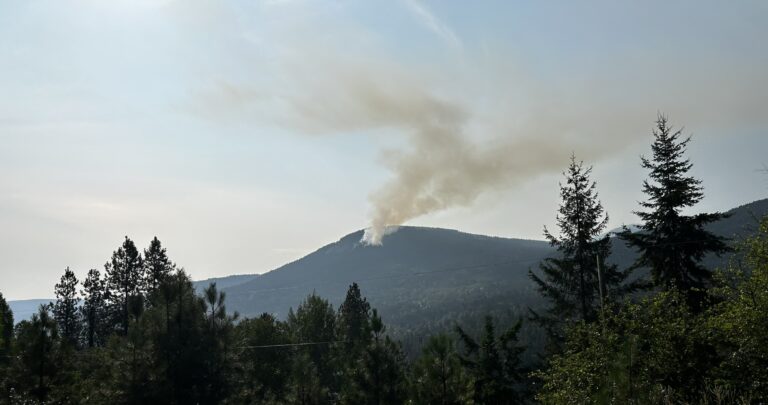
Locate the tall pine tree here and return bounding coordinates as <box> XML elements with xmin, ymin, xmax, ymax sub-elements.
<box><xmin>343</xmin><ymin>309</ymin><xmax>407</xmax><ymax>405</ymax></box>
<box><xmin>337</xmin><ymin>283</ymin><xmax>372</xmax><ymax>358</ymax></box>
<box><xmin>620</xmin><ymin>114</ymin><xmax>730</xmax><ymax>307</ymax></box>
<box><xmin>0</xmin><ymin>292</ymin><xmax>13</xmax><ymax>365</ymax></box>
<box><xmin>455</xmin><ymin>316</ymin><xmax>526</xmax><ymax>404</ymax></box>
<box><xmin>81</xmin><ymin>269</ymin><xmax>107</xmax><ymax>348</ymax></box>
<box><xmin>143</xmin><ymin>237</ymin><xmax>176</xmax><ymax>297</ymax></box>
<box><xmin>105</xmin><ymin>236</ymin><xmax>144</xmax><ymax>334</ymax></box>
<box><xmin>530</xmin><ymin>155</ymin><xmax>627</xmax><ymax>324</ymax></box>
<box><xmin>53</xmin><ymin>267</ymin><xmax>80</xmax><ymax>346</ymax></box>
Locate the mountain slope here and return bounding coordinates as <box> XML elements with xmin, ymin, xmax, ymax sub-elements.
<box><xmin>218</xmin><ymin>198</ymin><xmax>768</xmax><ymax>355</ymax></box>
<box><xmin>224</xmin><ymin>227</ymin><xmax>552</xmax><ymax>320</ymax></box>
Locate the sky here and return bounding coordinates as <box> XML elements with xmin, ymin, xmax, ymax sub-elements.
<box><xmin>1</xmin><ymin>0</ymin><xmax>767</xmax><ymax>299</ymax></box>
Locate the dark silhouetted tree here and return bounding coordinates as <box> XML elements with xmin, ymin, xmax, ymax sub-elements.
<box><xmin>12</xmin><ymin>305</ymin><xmax>61</xmax><ymax>403</ymax></box>
<box><xmin>287</xmin><ymin>293</ymin><xmax>337</xmax><ymax>397</ymax></box>
<box><xmin>232</xmin><ymin>313</ymin><xmax>292</xmax><ymax>403</ymax></box>
<box><xmin>143</xmin><ymin>237</ymin><xmax>176</xmax><ymax>299</ymax></box>
<box><xmin>0</xmin><ymin>292</ymin><xmax>13</xmax><ymax>360</ymax></box>
<box><xmin>81</xmin><ymin>269</ymin><xmax>107</xmax><ymax>348</ymax></box>
<box><xmin>53</xmin><ymin>267</ymin><xmax>80</xmax><ymax>346</ymax></box>
<box><xmin>336</xmin><ymin>282</ymin><xmax>373</xmax><ymax>392</ymax></box>
<box><xmin>105</xmin><ymin>236</ymin><xmax>144</xmax><ymax>334</ymax></box>
<box><xmin>343</xmin><ymin>309</ymin><xmax>407</xmax><ymax>405</ymax></box>
<box><xmin>530</xmin><ymin>155</ymin><xmax>628</xmax><ymax>327</ymax></box>
<box><xmin>456</xmin><ymin>316</ymin><xmax>526</xmax><ymax>404</ymax></box>
<box><xmin>411</xmin><ymin>333</ymin><xmax>471</xmax><ymax>405</ymax></box>
<box><xmin>620</xmin><ymin>114</ymin><xmax>730</xmax><ymax>307</ymax></box>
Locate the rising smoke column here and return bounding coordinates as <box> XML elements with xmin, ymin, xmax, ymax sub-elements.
<box><xmin>282</xmin><ymin>58</ymin><xmax>579</xmax><ymax>245</ymax></box>
<box><xmin>201</xmin><ymin>54</ymin><xmax>588</xmax><ymax>246</ymax></box>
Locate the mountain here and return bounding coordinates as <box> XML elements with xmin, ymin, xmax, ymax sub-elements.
<box><xmin>192</xmin><ymin>274</ymin><xmax>258</xmax><ymax>293</ymax></box>
<box><xmin>7</xmin><ymin>198</ymin><xmax>767</xmax><ymax>352</ymax></box>
<box><xmin>7</xmin><ymin>299</ymin><xmax>53</xmax><ymax>323</ymax></box>
<box><xmin>215</xmin><ymin>198</ymin><xmax>768</xmax><ymax>355</ymax></box>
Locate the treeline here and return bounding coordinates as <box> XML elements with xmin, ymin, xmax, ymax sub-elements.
<box><xmin>0</xmin><ymin>238</ymin><xmax>526</xmax><ymax>404</ymax></box>
<box><xmin>531</xmin><ymin>115</ymin><xmax>768</xmax><ymax>403</ymax></box>
<box><xmin>0</xmin><ymin>114</ymin><xmax>767</xmax><ymax>404</ymax></box>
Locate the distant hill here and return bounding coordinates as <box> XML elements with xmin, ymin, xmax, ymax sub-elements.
<box><xmin>216</xmin><ymin>198</ymin><xmax>768</xmax><ymax>356</ymax></box>
<box><xmin>192</xmin><ymin>274</ymin><xmax>258</xmax><ymax>293</ymax></box>
<box><xmin>7</xmin><ymin>198</ymin><xmax>767</xmax><ymax>353</ymax></box>
<box><xmin>7</xmin><ymin>299</ymin><xmax>53</xmax><ymax>323</ymax></box>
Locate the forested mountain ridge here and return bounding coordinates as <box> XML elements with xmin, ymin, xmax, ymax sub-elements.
<box><xmin>9</xmin><ymin>198</ymin><xmax>767</xmax><ymax>337</ymax></box>
<box><xmin>212</xmin><ymin>198</ymin><xmax>767</xmax><ymax>355</ymax></box>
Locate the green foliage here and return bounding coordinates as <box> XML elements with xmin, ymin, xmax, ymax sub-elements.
<box><xmin>530</xmin><ymin>155</ymin><xmax>630</xmax><ymax>335</ymax></box>
<box><xmin>410</xmin><ymin>334</ymin><xmax>471</xmax><ymax>405</ymax></box>
<box><xmin>8</xmin><ymin>305</ymin><xmax>75</xmax><ymax>403</ymax></box>
<box><xmin>620</xmin><ymin>114</ymin><xmax>730</xmax><ymax>307</ymax></box>
<box><xmin>336</xmin><ymin>282</ymin><xmax>372</xmax><ymax>357</ymax></box>
<box><xmin>342</xmin><ymin>309</ymin><xmax>407</xmax><ymax>405</ymax></box>
<box><xmin>456</xmin><ymin>316</ymin><xmax>527</xmax><ymax>404</ymax></box>
<box><xmin>230</xmin><ymin>313</ymin><xmax>292</xmax><ymax>403</ymax></box>
<box><xmin>0</xmin><ymin>292</ymin><xmax>13</xmax><ymax>359</ymax></box>
<box><xmin>81</xmin><ymin>268</ymin><xmax>108</xmax><ymax>348</ymax></box>
<box><xmin>54</xmin><ymin>267</ymin><xmax>81</xmax><ymax>347</ymax></box>
<box><xmin>287</xmin><ymin>293</ymin><xmax>337</xmax><ymax>399</ymax></box>
<box><xmin>105</xmin><ymin>236</ymin><xmax>145</xmax><ymax>334</ymax></box>
<box><xmin>143</xmin><ymin>236</ymin><xmax>176</xmax><ymax>298</ymax></box>
<box><xmin>708</xmin><ymin>215</ymin><xmax>768</xmax><ymax>400</ymax></box>
<box><xmin>533</xmin><ymin>282</ymin><xmax>768</xmax><ymax>404</ymax></box>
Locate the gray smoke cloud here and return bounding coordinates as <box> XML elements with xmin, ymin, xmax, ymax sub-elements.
<box><xmin>195</xmin><ymin>43</ymin><xmax>768</xmax><ymax>245</ymax></box>
<box><xmin>201</xmin><ymin>55</ymin><xmax>595</xmax><ymax>245</ymax></box>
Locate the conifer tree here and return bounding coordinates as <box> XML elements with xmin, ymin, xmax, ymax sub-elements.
<box><xmin>620</xmin><ymin>114</ymin><xmax>730</xmax><ymax>307</ymax></box>
<box><xmin>411</xmin><ymin>334</ymin><xmax>470</xmax><ymax>405</ymax></box>
<box><xmin>13</xmin><ymin>305</ymin><xmax>61</xmax><ymax>403</ymax></box>
<box><xmin>343</xmin><ymin>309</ymin><xmax>407</xmax><ymax>405</ymax></box>
<box><xmin>456</xmin><ymin>316</ymin><xmax>526</xmax><ymax>405</ymax></box>
<box><xmin>287</xmin><ymin>293</ymin><xmax>337</xmax><ymax>396</ymax></box>
<box><xmin>105</xmin><ymin>236</ymin><xmax>144</xmax><ymax>334</ymax></box>
<box><xmin>81</xmin><ymin>269</ymin><xmax>107</xmax><ymax>348</ymax></box>
<box><xmin>530</xmin><ymin>155</ymin><xmax>626</xmax><ymax>324</ymax></box>
<box><xmin>53</xmin><ymin>267</ymin><xmax>81</xmax><ymax>346</ymax></box>
<box><xmin>143</xmin><ymin>237</ymin><xmax>176</xmax><ymax>298</ymax></box>
<box><xmin>337</xmin><ymin>283</ymin><xmax>372</xmax><ymax>358</ymax></box>
<box><xmin>0</xmin><ymin>292</ymin><xmax>13</xmax><ymax>363</ymax></box>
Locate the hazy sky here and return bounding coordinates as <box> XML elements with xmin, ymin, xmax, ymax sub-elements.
<box><xmin>2</xmin><ymin>0</ymin><xmax>767</xmax><ymax>299</ymax></box>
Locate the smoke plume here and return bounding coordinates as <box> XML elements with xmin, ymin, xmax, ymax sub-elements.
<box><xmin>197</xmin><ymin>43</ymin><xmax>768</xmax><ymax>245</ymax></box>
<box><xmin>255</xmin><ymin>55</ymin><xmax>584</xmax><ymax>245</ymax></box>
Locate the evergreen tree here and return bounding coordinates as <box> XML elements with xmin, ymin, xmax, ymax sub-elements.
<box><xmin>709</xmin><ymin>215</ymin><xmax>768</xmax><ymax>401</ymax></box>
<box><xmin>232</xmin><ymin>313</ymin><xmax>292</xmax><ymax>403</ymax></box>
<box><xmin>143</xmin><ymin>237</ymin><xmax>176</xmax><ymax>299</ymax></box>
<box><xmin>620</xmin><ymin>114</ymin><xmax>730</xmax><ymax>307</ymax></box>
<box><xmin>81</xmin><ymin>268</ymin><xmax>107</xmax><ymax>348</ymax></box>
<box><xmin>411</xmin><ymin>334</ymin><xmax>471</xmax><ymax>405</ymax></box>
<box><xmin>0</xmin><ymin>291</ymin><xmax>14</xmax><ymax>395</ymax></box>
<box><xmin>202</xmin><ymin>282</ymin><xmax>238</xmax><ymax>402</ymax></box>
<box><xmin>456</xmin><ymin>316</ymin><xmax>526</xmax><ymax>404</ymax></box>
<box><xmin>53</xmin><ymin>267</ymin><xmax>81</xmax><ymax>346</ymax></box>
<box><xmin>530</xmin><ymin>155</ymin><xmax>627</xmax><ymax>325</ymax></box>
<box><xmin>343</xmin><ymin>309</ymin><xmax>407</xmax><ymax>405</ymax></box>
<box><xmin>0</xmin><ymin>292</ymin><xmax>13</xmax><ymax>361</ymax></box>
<box><xmin>12</xmin><ymin>305</ymin><xmax>62</xmax><ymax>403</ymax></box>
<box><xmin>287</xmin><ymin>293</ymin><xmax>337</xmax><ymax>397</ymax></box>
<box><xmin>105</xmin><ymin>236</ymin><xmax>144</xmax><ymax>334</ymax></box>
<box><xmin>337</xmin><ymin>283</ymin><xmax>372</xmax><ymax>353</ymax></box>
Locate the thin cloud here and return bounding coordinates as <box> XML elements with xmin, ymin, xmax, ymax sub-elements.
<box><xmin>403</xmin><ymin>0</ymin><xmax>462</xmax><ymax>49</ymax></box>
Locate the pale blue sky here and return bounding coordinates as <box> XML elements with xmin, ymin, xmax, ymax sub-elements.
<box><xmin>1</xmin><ymin>0</ymin><xmax>767</xmax><ymax>299</ymax></box>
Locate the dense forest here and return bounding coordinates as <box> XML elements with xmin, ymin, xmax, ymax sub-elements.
<box><xmin>1</xmin><ymin>116</ymin><xmax>767</xmax><ymax>404</ymax></box>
